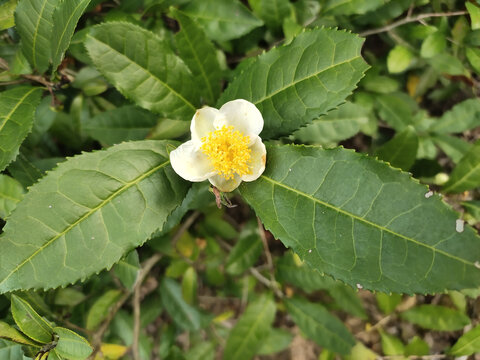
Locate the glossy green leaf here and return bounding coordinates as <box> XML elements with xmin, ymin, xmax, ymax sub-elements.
<box><xmin>432</xmin><ymin>135</ymin><xmax>472</xmax><ymax>164</ymax></box>
<box><xmin>83</xmin><ymin>106</ymin><xmax>158</xmax><ymax>145</ymax></box>
<box><xmin>240</xmin><ymin>145</ymin><xmax>480</xmax><ymax>294</ymax></box>
<box><xmin>284</xmin><ymin>296</ymin><xmax>355</xmax><ymax>355</ymax></box>
<box><xmin>219</xmin><ymin>28</ymin><xmax>368</xmax><ymax>139</ymax></box>
<box><xmin>248</xmin><ymin>0</ymin><xmax>292</xmax><ymax>33</ymax></box>
<box><xmin>51</xmin><ymin>0</ymin><xmax>91</xmax><ymax>72</ymax></box>
<box><xmin>53</xmin><ymin>327</ymin><xmax>92</xmax><ymax>360</ymax></box>
<box><xmin>323</xmin><ymin>0</ymin><xmax>388</xmax><ymax>15</ymax></box>
<box><xmin>85</xmin><ymin>22</ymin><xmax>199</xmax><ymax>120</ymax></box>
<box><xmin>443</xmin><ymin>140</ymin><xmax>480</xmax><ymax>193</ymax></box>
<box><xmin>112</xmin><ymin>251</ymin><xmax>140</xmax><ymax>290</ymax></box>
<box><xmin>10</xmin><ymin>295</ymin><xmax>53</xmax><ymax>344</ymax></box>
<box><xmin>15</xmin><ymin>0</ymin><xmax>60</xmax><ymax>72</ymax></box>
<box><xmin>0</xmin><ymin>175</ymin><xmax>24</xmax><ymax>219</ymax></box>
<box><xmin>0</xmin><ymin>0</ymin><xmax>17</xmax><ymax>31</ymax></box>
<box><xmin>86</xmin><ymin>290</ymin><xmax>122</xmax><ymax>331</ymax></box>
<box><xmin>375</xmin><ymin>126</ymin><xmax>418</xmax><ymax>170</ymax></box>
<box><xmin>257</xmin><ymin>328</ymin><xmax>292</xmax><ymax>355</ymax></box>
<box><xmin>400</xmin><ymin>305</ymin><xmax>470</xmax><ymax>331</ymax></box>
<box><xmin>171</xmin><ymin>8</ymin><xmax>222</xmax><ymax>105</ymax></box>
<box><xmin>450</xmin><ymin>323</ymin><xmax>480</xmax><ymax>356</ymax></box>
<box><xmin>430</xmin><ymin>99</ymin><xmax>480</xmax><ymax>134</ymax></box>
<box><xmin>0</xmin><ymin>140</ymin><xmax>189</xmax><ymax>293</ymax></box>
<box><xmin>0</xmin><ymin>321</ymin><xmax>39</xmax><ymax>346</ymax></box>
<box><xmin>376</xmin><ymin>93</ymin><xmax>417</xmax><ymax>131</ymax></box>
<box><xmin>225</xmin><ymin>229</ymin><xmax>263</xmax><ymax>276</ymax></box>
<box><xmin>387</xmin><ymin>45</ymin><xmax>413</xmax><ymax>74</ymax></box>
<box><xmin>0</xmin><ymin>87</ymin><xmax>43</xmax><ymax>172</ymax></box>
<box><xmin>182</xmin><ymin>0</ymin><xmax>263</xmax><ymax>42</ymax></box>
<box><xmin>224</xmin><ymin>295</ymin><xmax>276</xmax><ymax>360</ymax></box>
<box><xmin>0</xmin><ymin>339</ymin><xmax>25</xmax><ymax>360</ymax></box>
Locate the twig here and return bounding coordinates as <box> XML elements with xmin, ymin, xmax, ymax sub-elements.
<box><xmin>360</xmin><ymin>11</ymin><xmax>468</xmax><ymax>37</ymax></box>
<box><xmin>249</xmin><ymin>268</ymin><xmax>284</xmax><ymax>298</ymax></box>
<box><xmin>257</xmin><ymin>218</ymin><xmax>283</xmax><ymax>298</ymax></box>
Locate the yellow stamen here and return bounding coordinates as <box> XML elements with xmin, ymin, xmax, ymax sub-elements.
<box><xmin>200</xmin><ymin>125</ymin><xmax>251</xmax><ymax>180</ymax></box>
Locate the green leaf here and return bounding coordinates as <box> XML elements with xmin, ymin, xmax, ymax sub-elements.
<box><xmin>0</xmin><ymin>86</ymin><xmax>43</xmax><ymax>172</ymax></box>
<box><xmin>85</xmin><ymin>22</ymin><xmax>199</xmax><ymax>120</ymax></box>
<box><xmin>0</xmin><ymin>321</ymin><xmax>40</xmax><ymax>346</ymax></box>
<box><xmin>182</xmin><ymin>267</ymin><xmax>197</xmax><ymax>305</ymax></box>
<box><xmin>430</xmin><ymin>99</ymin><xmax>480</xmax><ymax>134</ymax></box>
<box><xmin>7</xmin><ymin>153</ymin><xmax>44</xmax><ymax>188</ymax></box>
<box><xmin>420</xmin><ymin>32</ymin><xmax>446</xmax><ymax>58</ymax></box>
<box><xmin>170</xmin><ymin>8</ymin><xmax>222</xmax><ymax>105</ymax></box>
<box><xmin>380</xmin><ymin>330</ymin><xmax>405</xmax><ymax>356</ymax></box>
<box><xmin>185</xmin><ymin>342</ymin><xmax>215</xmax><ymax>360</ymax></box>
<box><xmin>51</xmin><ymin>0</ymin><xmax>91</xmax><ymax>73</ymax></box>
<box><xmin>400</xmin><ymin>305</ymin><xmax>470</xmax><ymax>331</ymax></box>
<box><xmin>10</xmin><ymin>294</ymin><xmax>53</xmax><ymax>344</ymax></box>
<box><xmin>387</xmin><ymin>45</ymin><xmax>413</xmax><ymax>74</ymax></box>
<box><xmin>375</xmin><ymin>126</ymin><xmax>418</xmax><ymax>170</ymax></box>
<box><xmin>71</xmin><ymin>67</ymin><xmax>108</xmax><ymax>96</ymax></box>
<box><xmin>0</xmin><ymin>175</ymin><xmax>24</xmax><ymax>219</ymax></box>
<box><xmin>432</xmin><ymin>135</ymin><xmax>472</xmax><ymax>164</ymax></box>
<box><xmin>327</xmin><ymin>284</ymin><xmax>367</xmax><ymax>319</ymax></box>
<box><xmin>83</xmin><ymin>106</ymin><xmax>158</xmax><ymax>145</ymax></box>
<box><xmin>463</xmin><ymin>200</ymin><xmax>480</xmax><ymax>221</ymax></box>
<box><xmin>219</xmin><ymin>28</ymin><xmax>368</xmax><ymax>139</ymax></box>
<box><xmin>0</xmin><ymin>140</ymin><xmax>189</xmax><ymax>293</ymax></box>
<box><xmin>248</xmin><ymin>0</ymin><xmax>292</xmax><ymax>33</ymax></box>
<box><xmin>428</xmin><ymin>53</ymin><xmax>468</xmax><ymax>76</ymax></box>
<box><xmin>112</xmin><ymin>251</ymin><xmax>140</xmax><ymax>290</ymax></box>
<box><xmin>86</xmin><ymin>290</ymin><xmax>123</xmax><ymax>331</ymax></box>
<box><xmin>182</xmin><ymin>0</ymin><xmax>263</xmax><ymax>42</ymax></box>
<box><xmin>405</xmin><ymin>336</ymin><xmax>429</xmax><ymax>356</ymax></box>
<box><xmin>467</xmin><ymin>2</ymin><xmax>480</xmax><ymax>30</ymax></box>
<box><xmin>224</xmin><ymin>295</ymin><xmax>276</xmax><ymax>360</ymax></box>
<box><xmin>53</xmin><ymin>327</ymin><xmax>92</xmax><ymax>360</ymax></box>
<box><xmin>257</xmin><ymin>328</ymin><xmax>292</xmax><ymax>355</ymax></box>
<box><xmin>240</xmin><ymin>145</ymin><xmax>480</xmax><ymax>294</ymax></box>
<box><xmin>0</xmin><ymin>0</ymin><xmax>17</xmax><ymax>31</ymax></box>
<box><xmin>466</xmin><ymin>47</ymin><xmax>480</xmax><ymax>73</ymax></box>
<box><xmin>323</xmin><ymin>0</ymin><xmax>388</xmax><ymax>15</ymax></box>
<box><xmin>225</xmin><ymin>228</ymin><xmax>263</xmax><ymax>275</ymax></box>
<box><xmin>450</xmin><ymin>323</ymin><xmax>480</xmax><ymax>356</ymax></box>
<box><xmin>0</xmin><ymin>339</ymin><xmax>25</xmax><ymax>360</ymax></box>
<box><xmin>376</xmin><ymin>292</ymin><xmax>402</xmax><ymax>314</ymax></box>
<box><xmin>54</xmin><ymin>288</ymin><xmax>86</xmax><ymax>307</ymax></box>
<box><xmin>284</xmin><ymin>296</ymin><xmax>355</xmax><ymax>355</ymax></box>
<box><xmin>376</xmin><ymin>93</ymin><xmax>417</xmax><ymax>131</ymax></box>
<box><xmin>443</xmin><ymin>140</ymin><xmax>480</xmax><ymax>193</ymax></box>
<box><xmin>15</xmin><ymin>0</ymin><xmax>60</xmax><ymax>72</ymax></box>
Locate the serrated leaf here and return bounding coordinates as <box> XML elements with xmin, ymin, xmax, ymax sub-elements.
<box><xmin>0</xmin><ymin>175</ymin><xmax>24</xmax><ymax>219</ymax></box>
<box><xmin>284</xmin><ymin>296</ymin><xmax>355</xmax><ymax>355</ymax></box>
<box><xmin>225</xmin><ymin>228</ymin><xmax>263</xmax><ymax>275</ymax></box>
<box><xmin>443</xmin><ymin>140</ymin><xmax>480</xmax><ymax>193</ymax></box>
<box><xmin>53</xmin><ymin>327</ymin><xmax>92</xmax><ymax>360</ymax></box>
<box><xmin>401</xmin><ymin>305</ymin><xmax>470</xmax><ymax>331</ymax></box>
<box><xmin>182</xmin><ymin>0</ymin><xmax>263</xmax><ymax>42</ymax></box>
<box><xmin>219</xmin><ymin>28</ymin><xmax>368</xmax><ymax>139</ymax></box>
<box><xmin>257</xmin><ymin>328</ymin><xmax>292</xmax><ymax>355</ymax></box>
<box><xmin>51</xmin><ymin>0</ymin><xmax>91</xmax><ymax>73</ymax></box>
<box><xmin>450</xmin><ymin>323</ymin><xmax>480</xmax><ymax>356</ymax></box>
<box><xmin>375</xmin><ymin>125</ymin><xmax>418</xmax><ymax>171</ymax></box>
<box><xmin>0</xmin><ymin>140</ymin><xmax>190</xmax><ymax>293</ymax></box>
<box><xmin>224</xmin><ymin>295</ymin><xmax>276</xmax><ymax>360</ymax></box>
<box><xmin>0</xmin><ymin>86</ymin><xmax>43</xmax><ymax>172</ymax></box>
<box><xmin>239</xmin><ymin>145</ymin><xmax>480</xmax><ymax>294</ymax></box>
<box><xmin>10</xmin><ymin>295</ymin><xmax>53</xmax><ymax>344</ymax></box>
<box><xmin>432</xmin><ymin>134</ymin><xmax>472</xmax><ymax>164</ymax></box>
<box><xmin>83</xmin><ymin>106</ymin><xmax>158</xmax><ymax>145</ymax></box>
<box><xmin>0</xmin><ymin>0</ymin><xmax>17</xmax><ymax>31</ymax></box>
<box><xmin>0</xmin><ymin>321</ymin><xmax>39</xmax><ymax>346</ymax></box>
<box><xmin>170</xmin><ymin>8</ymin><xmax>222</xmax><ymax>105</ymax></box>
<box><xmin>86</xmin><ymin>290</ymin><xmax>122</xmax><ymax>331</ymax></box>
<box><xmin>85</xmin><ymin>22</ymin><xmax>199</xmax><ymax>120</ymax></box>
<box><xmin>15</xmin><ymin>0</ymin><xmax>60</xmax><ymax>72</ymax></box>
<box><xmin>430</xmin><ymin>99</ymin><xmax>480</xmax><ymax>134</ymax></box>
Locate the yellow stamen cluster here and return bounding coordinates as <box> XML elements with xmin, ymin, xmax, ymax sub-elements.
<box><xmin>200</xmin><ymin>125</ymin><xmax>252</xmax><ymax>180</ymax></box>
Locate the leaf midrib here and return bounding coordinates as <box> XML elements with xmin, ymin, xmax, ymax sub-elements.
<box><xmin>0</xmin><ymin>88</ymin><xmax>39</xmax><ymax>134</ymax></box>
<box><xmin>445</xmin><ymin>154</ymin><xmax>480</xmax><ymax>192</ymax></box>
<box><xmin>261</xmin><ymin>175</ymin><xmax>474</xmax><ymax>266</ymax></box>
<box><xmin>0</xmin><ymin>159</ymin><xmax>170</xmax><ymax>288</ymax></box>
<box><xmin>31</xmin><ymin>0</ymin><xmax>50</xmax><ymax>69</ymax></box>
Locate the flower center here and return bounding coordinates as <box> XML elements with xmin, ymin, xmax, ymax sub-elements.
<box><xmin>200</xmin><ymin>125</ymin><xmax>252</xmax><ymax>180</ymax></box>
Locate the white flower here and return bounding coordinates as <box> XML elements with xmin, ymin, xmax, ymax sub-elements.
<box><xmin>170</xmin><ymin>99</ymin><xmax>266</xmax><ymax>192</ymax></box>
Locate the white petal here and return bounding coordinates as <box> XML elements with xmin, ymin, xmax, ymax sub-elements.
<box><xmin>241</xmin><ymin>136</ymin><xmax>266</xmax><ymax>182</ymax></box>
<box><xmin>170</xmin><ymin>141</ymin><xmax>215</xmax><ymax>182</ymax></box>
<box><xmin>191</xmin><ymin>106</ymin><xmax>222</xmax><ymax>141</ymax></box>
<box><xmin>208</xmin><ymin>174</ymin><xmax>242</xmax><ymax>192</ymax></box>
<box><xmin>217</xmin><ymin>99</ymin><xmax>263</xmax><ymax>136</ymax></box>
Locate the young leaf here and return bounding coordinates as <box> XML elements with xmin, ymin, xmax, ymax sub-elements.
<box><xmin>51</xmin><ymin>0</ymin><xmax>91</xmax><ymax>73</ymax></box>
<box><xmin>223</xmin><ymin>294</ymin><xmax>276</xmax><ymax>360</ymax></box>
<box><xmin>0</xmin><ymin>0</ymin><xmax>17</xmax><ymax>31</ymax></box>
<box><xmin>387</xmin><ymin>45</ymin><xmax>413</xmax><ymax>74</ymax></box>
<box><xmin>284</xmin><ymin>296</ymin><xmax>355</xmax><ymax>355</ymax></box>
<box><xmin>219</xmin><ymin>28</ymin><xmax>368</xmax><ymax>139</ymax></box>
<box><xmin>430</xmin><ymin>99</ymin><xmax>480</xmax><ymax>134</ymax></box>
<box><xmin>225</xmin><ymin>229</ymin><xmax>263</xmax><ymax>275</ymax></box>
<box><xmin>53</xmin><ymin>327</ymin><xmax>92</xmax><ymax>360</ymax></box>
<box><xmin>0</xmin><ymin>175</ymin><xmax>24</xmax><ymax>219</ymax></box>
<box><xmin>400</xmin><ymin>305</ymin><xmax>470</xmax><ymax>331</ymax></box>
<box><xmin>240</xmin><ymin>145</ymin><xmax>480</xmax><ymax>294</ymax></box>
<box><xmin>420</xmin><ymin>32</ymin><xmax>446</xmax><ymax>58</ymax></box>
<box><xmin>182</xmin><ymin>0</ymin><xmax>263</xmax><ymax>42</ymax></box>
<box><xmin>379</xmin><ymin>330</ymin><xmax>405</xmax><ymax>356</ymax></box>
<box><xmin>375</xmin><ymin>125</ymin><xmax>418</xmax><ymax>171</ymax></box>
<box><xmin>86</xmin><ymin>290</ymin><xmax>123</xmax><ymax>331</ymax></box>
<box><xmin>376</xmin><ymin>292</ymin><xmax>402</xmax><ymax>314</ymax></box>
<box><xmin>0</xmin><ymin>321</ymin><xmax>40</xmax><ymax>346</ymax></box>
<box><xmin>467</xmin><ymin>2</ymin><xmax>480</xmax><ymax>30</ymax></box>
<box><xmin>170</xmin><ymin>8</ymin><xmax>222</xmax><ymax>105</ymax></box>
<box><xmin>85</xmin><ymin>22</ymin><xmax>200</xmax><ymax>121</ymax></box>
<box><xmin>0</xmin><ymin>86</ymin><xmax>43</xmax><ymax>172</ymax></box>
<box><xmin>443</xmin><ymin>140</ymin><xmax>480</xmax><ymax>193</ymax></box>
<box><xmin>15</xmin><ymin>0</ymin><xmax>60</xmax><ymax>72</ymax></box>
<box><xmin>449</xmin><ymin>323</ymin><xmax>480</xmax><ymax>356</ymax></box>
<box><xmin>10</xmin><ymin>295</ymin><xmax>53</xmax><ymax>344</ymax></box>
<box><xmin>0</xmin><ymin>140</ymin><xmax>190</xmax><ymax>293</ymax></box>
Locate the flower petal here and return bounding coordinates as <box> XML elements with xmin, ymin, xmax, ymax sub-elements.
<box><xmin>170</xmin><ymin>140</ymin><xmax>215</xmax><ymax>182</ymax></box>
<box><xmin>217</xmin><ymin>99</ymin><xmax>263</xmax><ymax>136</ymax></box>
<box><xmin>191</xmin><ymin>106</ymin><xmax>222</xmax><ymax>141</ymax></box>
<box><xmin>241</xmin><ymin>135</ymin><xmax>267</xmax><ymax>182</ymax></box>
<box><xmin>208</xmin><ymin>174</ymin><xmax>242</xmax><ymax>192</ymax></box>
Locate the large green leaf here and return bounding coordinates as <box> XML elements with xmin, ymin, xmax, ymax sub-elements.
<box><xmin>0</xmin><ymin>87</ymin><xmax>43</xmax><ymax>172</ymax></box>
<box><xmin>15</xmin><ymin>0</ymin><xmax>60</xmax><ymax>72</ymax></box>
<box><xmin>11</xmin><ymin>295</ymin><xmax>53</xmax><ymax>343</ymax></box>
<box><xmin>443</xmin><ymin>140</ymin><xmax>480</xmax><ymax>193</ymax></box>
<box><xmin>171</xmin><ymin>8</ymin><xmax>222</xmax><ymax>105</ymax></box>
<box><xmin>182</xmin><ymin>0</ymin><xmax>263</xmax><ymax>42</ymax></box>
<box><xmin>53</xmin><ymin>327</ymin><xmax>92</xmax><ymax>360</ymax></box>
<box><xmin>0</xmin><ymin>175</ymin><xmax>24</xmax><ymax>219</ymax></box>
<box><xmin>400</xmin><ymin>305</ymin><xmax>470</xmax><ymax>331</ymax></box>
<box><xmin>240</xmin><ymin>145</ymin><xmax>480</xmax><ymax>294</ymax></box>
<box><xmin>85</xmin><ymin>22</ymin><xmax>199</xmax><ymax>120</ymax></box>
<box><xmin>223</xmin><ymin>295</ymin><xmax>276</xmax><ymax>360</ymax></box>
<box><xmin>430</xmin><ymin>99</ymin><xmax>480</xmax><ymax>134</ymax></box>
<box><xmin>51</xmin><ymin>0</ymin><xmax>91</xmax><ymax>72</ymax></box>
<box><xmin>284</xmin><ymin>296</ymin><xmax>355</xmax><ymax>355</ymax></box>
<box><xmin>0</xmin><ymin>140</ymin><xmax>189</xmax><ymax>293</ymax></box>
<box><xmin>450</xmin><ymin>324</ymin><xmax>480</xmax><ymax>356</ymax></box>
<box><xmin>219</xmin><ymin>28</ymin><xmax>368</xmax><ymax>139</ymax></box>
